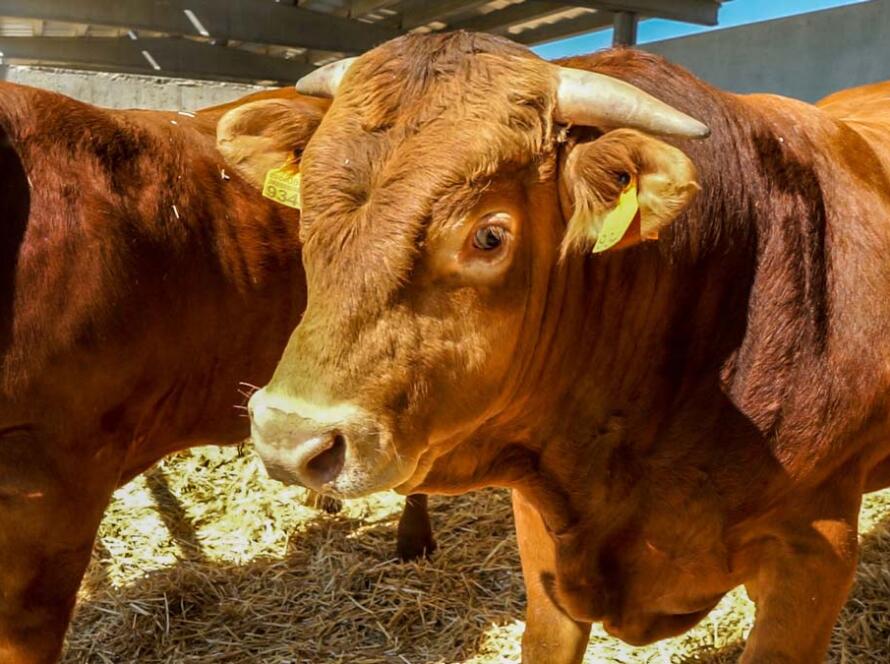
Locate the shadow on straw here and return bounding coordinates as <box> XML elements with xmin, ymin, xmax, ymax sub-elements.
<box><xmin>145</xmin><ymin>464</ymin><xmax>209</xmax><ymax>564</ymax></box>
<box><xmin>65</xmin><ymin>487</ymin><xmax>522</xmax><ymax>664</ymax></box>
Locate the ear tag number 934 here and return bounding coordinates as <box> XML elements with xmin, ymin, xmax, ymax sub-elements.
<box><xmin>263</xmin><ymin>163</ymin><xmax>302</xmax><ymax>210</ymax></box>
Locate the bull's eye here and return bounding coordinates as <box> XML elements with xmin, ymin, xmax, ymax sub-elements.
<box><xmin>473</xmin><ymin>225</ymin><xmax>505</xmax><ymax>251</ymax></box>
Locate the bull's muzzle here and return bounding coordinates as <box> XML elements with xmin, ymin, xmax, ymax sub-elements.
<box><xmin>248</xmin><ymin>388</ymin><xmax>391</xmax><ymax>496</ymax></box>
<box><xmin>249</xmin><ymin>391</ymin><xmax>346</xmax><ymax>489</ymax></box>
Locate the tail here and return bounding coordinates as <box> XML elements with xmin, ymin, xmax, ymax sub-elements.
<box><xmin>0</xmin><ymin>83</ymin><xmax>31</xmax><ymax>358</ymax></box>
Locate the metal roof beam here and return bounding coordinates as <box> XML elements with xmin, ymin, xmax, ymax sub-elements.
<box><xmin>347</xmin><ymin>0</ymin><xmax>403</xmax><ymax>17</ymax></box>
<box><xmin>0</xmin><ymin>0</ymin><xmax>398</xmax><ymax>53</ymax></box>
<box><xmin>446</xmin><ymin>2</ymin><xmax>574</xmax><ymax>33</ymax></box>
<box><xmin>0</xmin><ymin>36</ymin><xmax>314</xmax><ymax>84</ymax></box>
<box><xmin>510</xmin><ymin>11</ymin><xmax>615</xmax><ymax>45</ymax></box>
<box><xmin>559</xmin><ymin>1</ymin><xmax>720</xmax><ymax>26</ymax></box>
<box><xmin>399</xmin><ymin>0</ymin><xmax>493</xmax><ymax>30</ymax></box>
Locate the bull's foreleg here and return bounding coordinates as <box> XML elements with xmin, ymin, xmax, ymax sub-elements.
<box><xmin>0</xmin><ymin>431</ymin><xmax>117</xmax><ymax>663</ymax></box>
<box><xmin>303</xmin><ymin>489</ymin><xmax>434</xmax><ymax>561</ymax></box>
<box><xmin>396</xmin><ymin>493</ymin><xmax>436</xmax><ymax>561</ymax></box>
<box><xmin>513</xmin><ymin>490</ymin><xmax>590</xmax><ymax>664</ymax></box>
<box><xmin>741</xmin><ymin>470</ymin><xmax>862</xmax><ymax>663</ymax></box>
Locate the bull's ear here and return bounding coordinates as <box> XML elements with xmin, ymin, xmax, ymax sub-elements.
<box><xmin>559</xmin><ymin>128</ymin><xmax>699</xmax><ymax>256</ymax></box>
<box><xmin>216</xmin><ymin>97</ymin><xmax>326</xmax><ymax>189</ymax></box>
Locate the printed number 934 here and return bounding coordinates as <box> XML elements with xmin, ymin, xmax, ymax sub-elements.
<box><xmin>264</xmin><ymin>184</ymin><xmax>299</xmax><ymax>208</ymax></box>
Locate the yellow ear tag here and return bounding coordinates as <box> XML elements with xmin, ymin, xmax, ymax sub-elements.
<box><xmin>591</xmin><ymin>178</ymin><xmax>639</xmax><ymax>254</ymax></box>
<box><xmin>262</xmin><ymin>162</ymin><xmax>302</xmax><ymax>210</ymax></box>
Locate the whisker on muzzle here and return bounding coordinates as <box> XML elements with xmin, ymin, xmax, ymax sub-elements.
<box><xmin>237</xmin><ymin>382</ymin><xmax>262</xmax><ymax>400</ymax></box>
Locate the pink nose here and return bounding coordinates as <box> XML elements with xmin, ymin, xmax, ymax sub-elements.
<box><xmin>249</xmin><ymin>395</ymin><xmax>347</xmax><ymax>490</ymax></box>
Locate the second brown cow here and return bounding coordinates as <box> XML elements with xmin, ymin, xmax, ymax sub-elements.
<box><xmin>0</xmin><ymin>84</ymin><xmax>432</xmax><ymax>663</ymax></box>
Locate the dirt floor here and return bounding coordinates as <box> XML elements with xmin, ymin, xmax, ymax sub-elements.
<box><xmin>62</xmin><ymin>444</ymin><xmax>890</xmax><ymax>663</ymax></box>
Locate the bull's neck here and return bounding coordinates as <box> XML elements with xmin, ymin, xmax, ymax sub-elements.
<box><xmin>537</xmin><ymin>102</ymin><xmax>766</xmax><ymax>440</ymax></box>
<box><xmin>532</xmin><ymin>236</ymin><xmax>755</xmax><ymax>463</ymax></box>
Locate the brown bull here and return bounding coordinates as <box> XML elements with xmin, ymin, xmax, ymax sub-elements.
<box><xmin>0</xmin><ymin>83</ymin><xmax>431</xmax><ymax>663</ymax></box>
<box><xmin>243</xmin><ymin>32</ymin><xmax>890</xmax><ymax>663</ymax></box>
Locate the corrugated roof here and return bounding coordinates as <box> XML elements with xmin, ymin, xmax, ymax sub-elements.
<box><xmin>0</xmin><ymin>1</ymin><xmax>728</xmax><ymax>84</ymax></box>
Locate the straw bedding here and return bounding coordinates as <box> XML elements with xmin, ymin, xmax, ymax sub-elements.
<box><xmin>62</xmin><ymin>444</ymin><xmax>890</xmax><ymax>663</ymax></box>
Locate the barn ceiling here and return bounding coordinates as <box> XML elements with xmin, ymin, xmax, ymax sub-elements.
<box><xmin>0</xmin><ymin>1</ymin><xmax>728</xmax><ymax>85</ymax></box>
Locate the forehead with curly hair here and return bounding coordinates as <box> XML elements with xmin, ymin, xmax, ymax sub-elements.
<box><xmin>296</xmin><ymin>32</ymin><xmax>561</xmax><ymax>312</ymax></box>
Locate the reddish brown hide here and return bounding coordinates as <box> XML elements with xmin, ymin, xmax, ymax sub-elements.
<box><xmin>0</xmin><ymin>83</ymin><xmax>431</xmax><ymax>663</ymax></box>
<box><xmin>242</xmin><ymin>32</ymin><xmax>890</xmax><ymax>663</ymax></box>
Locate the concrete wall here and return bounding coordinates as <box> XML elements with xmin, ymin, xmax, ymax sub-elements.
<box><xmin>0</xmin><ymin>64</ymin><xmax>265</xmax><ymax>111</ymax></box>
<box><xmin>644</xmin><ymin>0</ymin><xmax>890</xmax><ymax>102</ymax></box>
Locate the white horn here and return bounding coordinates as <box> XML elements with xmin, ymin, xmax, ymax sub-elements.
<box><xmin>555</xmin><ymin>66</ymin><xmax>710</xmax><ymax>138</ymax></box>
<box><xmin>295</xmin><ymin>57</ymin><xmax>358</xmax><ymax>98</ymax></box>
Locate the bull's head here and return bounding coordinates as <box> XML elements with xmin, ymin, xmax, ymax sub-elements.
<box><xmin>239</xmin><ymin>33</ymin><xmax>705</xmax><ymax>498</ymax></box>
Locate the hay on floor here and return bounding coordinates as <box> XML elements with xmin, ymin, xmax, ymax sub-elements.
<box><xmin>62</xmin><ymin>444</ymin><xmax>890</xmax><ymax>663</ymax></box>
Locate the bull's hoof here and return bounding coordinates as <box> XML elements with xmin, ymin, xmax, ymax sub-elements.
<box><xmin>305</xmin><ymin>490</ymin><xmax>343</xmax><ymax>514</ymax></box>
<box><xmin>396</xmin><ymin>531</ymin><xmax>437</xmax><ymax>562</ymax></box>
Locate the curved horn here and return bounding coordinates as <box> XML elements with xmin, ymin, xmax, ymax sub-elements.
<box><xmin>554</xmin><ymin>66</ymin><xmax>710</xmax><ymax>139</ymax></box>
<box><xmin>295</xmin><ymin>57</ymin><xmax>358</xmax><ymax>98</ymax></box>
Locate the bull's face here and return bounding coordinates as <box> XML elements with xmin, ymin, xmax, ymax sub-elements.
<box><xmin>252</xmin><ymin>173</ymin><xmax>541</xmax><ymax>496</ymax></box>
<box><xmin>242</xmin><ymin>33</ymin><xmax>705</xmax><ymax>498</ymax></box>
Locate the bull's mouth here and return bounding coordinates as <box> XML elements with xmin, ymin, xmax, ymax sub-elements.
<box><xmin>393</xmin><ymin>459</ymin><xmax>427</xmax><ymax>496</ymax></box>
<box><xmin>392</xmin><ymin>451</ymin><xmax>432</xmax><ymax>495</ymax></box>
<box><xmin>390</xmin><ymin>425</ymin><xmax>486</xmax><ymax>495</ymax></box>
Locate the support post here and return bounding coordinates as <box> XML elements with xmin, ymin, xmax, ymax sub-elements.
<box><xmin>612</xmin><ymin>11</ymin><xmax>638</xmax><ymax>46</ymax></box>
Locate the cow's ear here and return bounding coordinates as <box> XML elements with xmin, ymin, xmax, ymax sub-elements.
<box><xmin>216</xmin><ymin>97</ymin><xmax>326</xmax><ymax>189</ymax></box>
<box><xmin>559</xmin><ymin>128</ymin><xmax>699</xmax><ymax>256</ymax></box>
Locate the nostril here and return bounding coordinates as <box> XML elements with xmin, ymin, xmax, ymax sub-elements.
<box><xmin>305</xmin><ymin>433</ymin><xmax>347</xmax><ymax>486</ymax></box>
